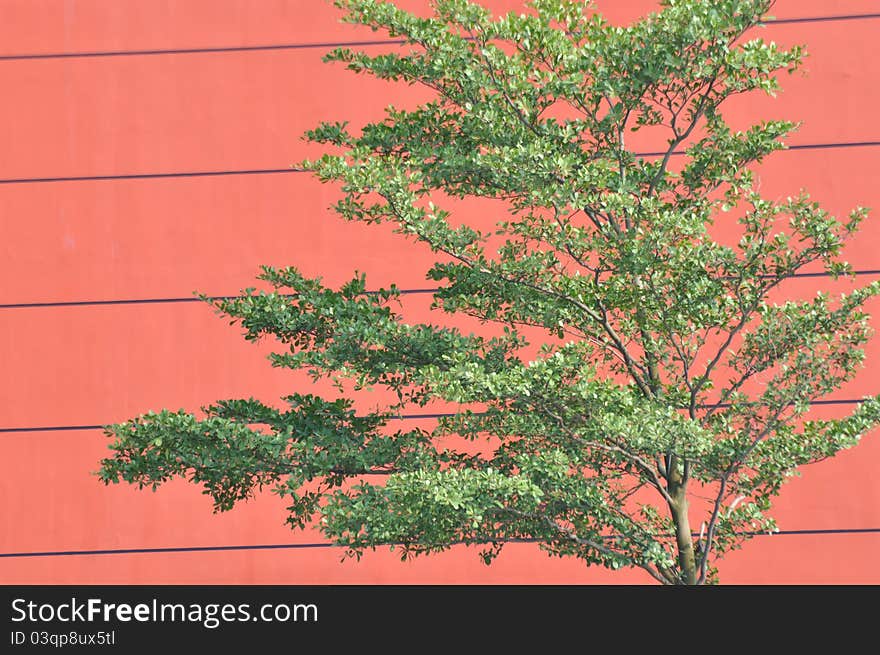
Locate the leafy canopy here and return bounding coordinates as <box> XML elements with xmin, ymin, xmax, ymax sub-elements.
<box><xmin>99</xmin><ymin>0</ymin><xmax>880</xmax><ymax>585</ymax></box>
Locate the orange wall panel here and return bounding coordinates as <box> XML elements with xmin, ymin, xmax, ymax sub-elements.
<box><xmin>1</xmin><ymin>147</ymin><xmax>878</xmax><ymax>304</ymax></box>
<box><xmin>1</xmin><ymin>18</ymin><xmax>877</xmax><ymax>179</ymax></box>
<box><xmin>2</xmin><ymin>0</ymin><xmax>543</xmax><ymax>56</ymax></box>
<box><xmin>3</xmin><ymin>419</ymin><xmax>879</xmax><ymax>553</ymax></box>
<box><xmin>2</xmin><ymin>290</ymin><xmax>876</xmax><ymax>425</ymax></box>
<box><xmin>3</xmin><ymin>2</ymin><xmax>875</xmax><ymax>56</ymax></box>
<box><xmin>1</xmin><ymin>0</ymin><xmax>878</xmax><ymax>584</ymax></box>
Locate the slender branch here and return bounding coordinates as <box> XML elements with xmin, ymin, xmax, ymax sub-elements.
<box><xmin>647</xmin><ymin>74</ymin><xmax>717</xmax><ymax>197</ymax></box>
<box><xmin>534</xmin><ymin>399</ymin><xmax>675</xmax><ymax>506</ymax></box>
<box><xmin>696</xmin><ymin>399</ymin><xmax>793</xmax><ymax>584</ymax></box>
<box><xmin>428</xmin><ymin>237</ymin><xmax>654</xmax><ymax>395</ymax></box>
<box><xmin>524</xmin><ymin>512</ymin><xmax>673</xmax><ymax>585</ymax></box>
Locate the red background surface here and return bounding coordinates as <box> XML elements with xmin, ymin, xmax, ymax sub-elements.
<box><xmin>1</xmin><ymin>0</ymin><xmax>878</xmax><ymax>584</ymax></box>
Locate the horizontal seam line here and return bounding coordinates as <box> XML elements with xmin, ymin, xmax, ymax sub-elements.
<box><xmin>0</xmin><ymin>13</ymin><xmax>878</xmax><ymax>61</ymax></box>
<box><xmin>0</xmin><ymin>288</ymin><xmax>440</xmax><ymax>310</ymax></box>
<box><xmin>4</xmin><ymin>270</ymin><xmax>880</xmax><ymax>309</ymax></box>
<box><xmin>767</xmin><ymin>13</ymin><xmax>880</xmax><ymax>25</ymax></box>
<box><xmin>4</xmin><ymin>527</ymin><xmax>879</xmax><ymax>558</ymax></box>
<box><xmin>0</xmin><ymin>39</ymin><xmax>410</xmax><ymax>61</ymax></box>
<box><xmin>0</xmin><ymin>399</ymin><xmax>870</xmax><ymax>434</ymax></box>
<box><xmin>1</xmin><ymin>141</ymin><xmax>877</xmax><ymax>185</ymax></box>
<box><xmin>0</xmin><ymin>168</ymin><xmax>304</xmax><ymax>185</ymax></box>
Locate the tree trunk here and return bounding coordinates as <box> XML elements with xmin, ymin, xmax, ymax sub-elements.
<box><xmin>669</xmin><ymin>486</ymin><xmax>698</xmax><ymax>585</ymax></box>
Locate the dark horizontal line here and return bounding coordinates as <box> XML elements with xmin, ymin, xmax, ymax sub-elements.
<box><xmin>0</xmin><ymin>288</ymin><xmax>440</xmax><ymax>310</ymax></box>
<box><xmin>709</xmin><ymin>398</ymin><xmax>867</xmax><ymax>410</ymax></box>
<box><xmin>3</xmin><ymin>527</ymin><xmax>879</xmax><ymax>559</ymax></box>
<box><xmin>767</xmin><ymin>13</ymin><xmax>880</xmax><ymax>25</ymax></box>
<box><xmin>0</xmin><ymin>542</ymin><xmax>339</xmax><ymax>559</ymax></box>
<box><xmin>786</xmin><ymin>141</ymin><xmax>880</xmax><ymax>151</ymax></box>
<box><xmin>0</xmin><ymin>425</ymin><xmax>104</xmax><ymax>433</ymax></box>
<box><xmin>0</xmin><ymin>296</ymin><xmax>209</xmax><ymax>310</ymax></box>
<box><xmin>2</xmin><ymin>270</ymin><xmax>878</xmax><ymax>311</ymax></box>
<box><xmin>0</xmin><ymin>13</ymin><xmax>877</xmax><ymax>62</ymax></box>
<box><xmin>783</xmin><ymin>270</ymin><xmax>880</xmax><ymax>279</ymax></box>
<box><xmin>634</xmin><ymin>140</ymin><xmax>880</xmax><ymax>158</ymax></box>
<box><xmin>0</xmin><ymin>398</ymin><xmax>869</xmax><ymax>434</ymax></box>
<box><xmin>0</xmin><ymin>141</ymin><xmax>875</xmax><ymax>186</ymax></box>
<box><xmin>0</xmin><ymin>39</ymin><xmax>409</xmax><ymax>62</ymax></box>
<box><xmin>0</xmin><ymin>168</ymin><xmax>304</xmax><ymax>185</ymax></box>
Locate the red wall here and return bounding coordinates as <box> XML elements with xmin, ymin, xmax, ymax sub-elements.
<box><xmin>1</xmin><ymin>0</ymin><xmax>878</xmax><ymax>584</ymax></box>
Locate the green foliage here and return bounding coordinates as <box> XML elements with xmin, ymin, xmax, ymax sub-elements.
<box><xmin>99</xmin><ymin>0</ymin><xmax>879</xmax><ymax>584</ymax></box>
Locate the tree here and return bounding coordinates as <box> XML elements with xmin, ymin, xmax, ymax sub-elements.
<box><xmin>98</xmin><ymin>0</ymin><xmax>880</xmax><ymax>585</ymax></box>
